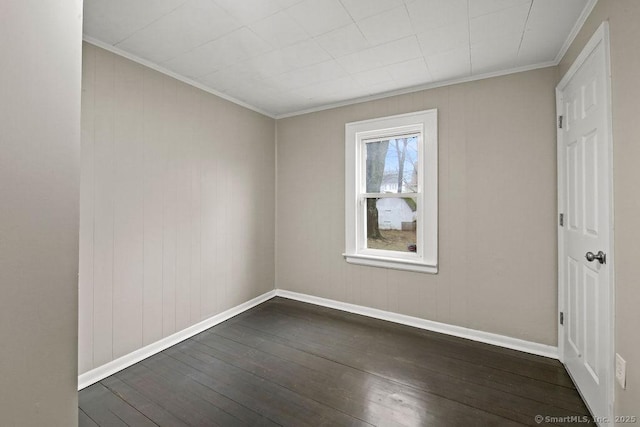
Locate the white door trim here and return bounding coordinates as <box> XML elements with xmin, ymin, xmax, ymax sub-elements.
<box><xmin>556</xmin><ymin>21</ymin><xmax>615</xmax><ymax>424</ymax></box>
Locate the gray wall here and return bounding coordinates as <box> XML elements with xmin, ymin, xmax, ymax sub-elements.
<box><xmin>276</xmin><ymin>67</ymin><xmax>559</xmax><ymax>346</ymax></box>
<box><xmin>0</xmin><ymin>1</ymin><xmax>82</xmax><ymax>425</ymax></box>
<box><xmin>79</xmin><ymin>43</ymin><xmax>275</xmax><ymax>374</ymax></box>
<box><xmin>559</xmin><ymin>0</ymin><xmax>640</xmax><ymax>417</ymax></box>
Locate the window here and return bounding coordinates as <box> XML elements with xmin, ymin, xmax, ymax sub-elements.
<box><xmin>344</xmin><ymin>109</ymin><xmax>438</xmax><ymax>273</ymax></box>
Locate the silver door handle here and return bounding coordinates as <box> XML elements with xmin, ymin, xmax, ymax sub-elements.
<box><xmin>585</xmin><ymin>251</ymin><xmax>606</xmax><ymax>264</ymax></box>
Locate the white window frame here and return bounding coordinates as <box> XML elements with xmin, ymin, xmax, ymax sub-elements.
<box><xmin>344</xmin><ymin>109</ymin><xmax>438</xmax><ymax>274</ymax></box>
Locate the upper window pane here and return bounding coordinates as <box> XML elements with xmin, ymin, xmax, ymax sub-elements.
<box><xmin>365</xmin><ymin>136</ymin><xmax>418</xmax><ymax>193</ymax></box>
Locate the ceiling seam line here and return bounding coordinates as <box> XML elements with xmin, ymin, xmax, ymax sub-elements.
<box><xmin>467</xmin><ymin>0</ymin><xmax>472</xmax><ymax>75</ymax></box>
<box><xmin>151</xmin><ymin>26</ymin><xmax>248</xmax><ymax>66</ymax></box>
<box><xmin>113</xmin><ymin>0</ymin><xmax>190</xmax><ymax>46</ymax></box>
<box><xmin>517</xmin><ymin>0</ymin><xmax>535</xmax><ymax>58</ymax></box>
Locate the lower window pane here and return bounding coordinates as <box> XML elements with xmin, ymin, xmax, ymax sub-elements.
<box><xmin>366</xmin><ymin>198</ymin><xmax>417</xmax><ymax>252</ymax></box>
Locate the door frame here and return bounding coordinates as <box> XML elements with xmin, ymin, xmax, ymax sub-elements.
<box><xmin>556</xmin><ymin>21</ymin><xmax>615</xmax><ymax>423</ymax></box>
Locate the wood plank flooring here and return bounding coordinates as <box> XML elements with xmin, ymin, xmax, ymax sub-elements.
<box><xmin>79</xmin><ymin>297</ymin><xmax>593</xmax><ymax>426</ymax></box>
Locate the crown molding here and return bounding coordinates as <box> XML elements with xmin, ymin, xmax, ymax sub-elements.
<box><xmin>82</xmin><ymin>35</ymin><xmax>276</xmax><ymax>119</ymax></box>
<box><xmin>83</xmin><ymin>0</ymin><xmax>596</xmax><ymax>121</ymax></box>
<box><xmin>274</xmin><ymin>60</ymin><xmax>557</xmax><ymax>119</ymax></box>
<box><xmin>553</xmin><ymin>0</ymin><xmax>599</xmax><ymax>65</ymax></box>
<box><xmin>277</xmin><ymin>0</ymin><xmax>598</xmax><ymax>119</ymax></box>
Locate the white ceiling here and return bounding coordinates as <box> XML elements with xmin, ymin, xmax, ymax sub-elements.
<box><xmin>84</xmin><ymin>0</ymin><xmax>591</xmax><ymax>117</ymax></box>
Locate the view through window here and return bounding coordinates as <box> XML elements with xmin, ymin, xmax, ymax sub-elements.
<box><xmin>344</xmin><ymin>109</ymin><xmax>438</xmax><ymax>273</ymax></box>
<box><xmin>365</xmin><ymin>136</ymin><xmax>418</xmax><ymax>253</ymax></box>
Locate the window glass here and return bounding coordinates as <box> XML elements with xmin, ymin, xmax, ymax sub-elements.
<box><xmin>365</xmin><ymin>136</ymin><xmax>418</xmax><ymax>194</ymax></box>
<box><xmin>366</xmin><ymin>197</ymin><xmax>417</xmax><ymax>252</ymax></box>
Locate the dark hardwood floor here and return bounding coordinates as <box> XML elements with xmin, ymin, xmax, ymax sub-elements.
<box><xmin>79</xmin><ymin>297</ymin><xmax>593</xmax><ymax>426</ymax></box>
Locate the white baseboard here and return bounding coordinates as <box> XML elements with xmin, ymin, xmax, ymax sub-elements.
<box><xmin>275</xmin><ymin>289</ymin><xmax>558</xmax><ymax>360</ymax></box>
<box><xmin>79</xmin><ymin>287</ymin><xmax>558</xmax><ymax>390</ymax></box>
<box><xmin>78</xmin><ymin>290</ymin><xmax>277</xmax><ymax>390</ymax></box>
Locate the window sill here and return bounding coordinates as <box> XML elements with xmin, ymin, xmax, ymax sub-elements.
<box><xmin>343</xmin><ymin>253</ymin><xmax>438</xmax><ymax>274</ymax></box>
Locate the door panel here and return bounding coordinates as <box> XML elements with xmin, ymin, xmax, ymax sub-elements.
<box><xmin>567</xmin><ymin>257</ymin><xmax>580</xmax><ymax>355</ymax></box>
<box><xmin>558</xmin><ymin>24</ymin><xmax>612</xmax><ymax>423</ymax></box>
<box><xmin>583</xmin><ymin>77</ymin><xmax>598</xmax><ymax>117</ymax></box>
<box><xmin>566</xmin><ymin>140</ymin><xmax>579</xmax><ymax>230</ymax></box>
<box><xmin>584</xmin><ymin>266</ymin><xmax>599</xmax><ymax>382</ymax></box>
<box><xmin>584</xmin><ymin>131</ymin><xmax>599</xmax><ymax>235</ymax></box>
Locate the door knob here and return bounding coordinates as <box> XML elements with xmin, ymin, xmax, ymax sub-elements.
<box><xmin>585</xmin><ymin>251</ymin><xmax>606</xmax><ymax>264</ymax></box>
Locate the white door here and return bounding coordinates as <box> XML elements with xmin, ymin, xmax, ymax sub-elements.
<box><xmin>557</xmin><ymin>23</ymin><xmax>613</xmax><ymax>423</ymax></box>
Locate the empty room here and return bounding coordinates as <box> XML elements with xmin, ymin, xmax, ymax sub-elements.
<box><xmin>2</xmin><ymin>0</ymin><xmax>639</xmax><ymax>426</ymax></box>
